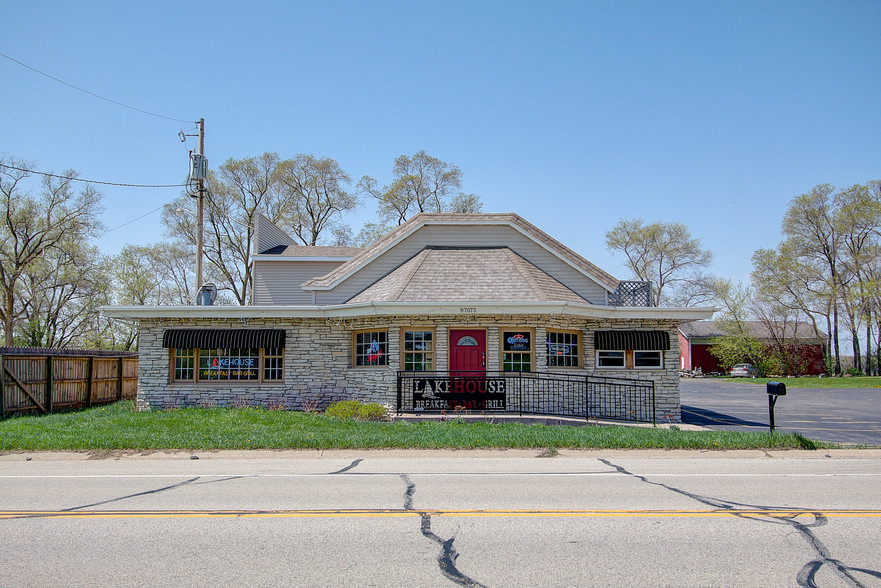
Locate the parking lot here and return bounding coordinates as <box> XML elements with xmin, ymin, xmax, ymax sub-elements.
<box><xmin>680</xmin><ymin>378</ymin><xmax>881</xmax><ymax>446</ymax></box>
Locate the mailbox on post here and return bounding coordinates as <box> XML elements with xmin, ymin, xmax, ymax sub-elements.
<box><xmin>767</xmin><ymin>382</ymin><xmax>786</xmax><ymax>396</ymax></box>
<box><xmin>767</xmin><ymin>381</ymin><xmax>786</xmax><ymax>432</ymax></box>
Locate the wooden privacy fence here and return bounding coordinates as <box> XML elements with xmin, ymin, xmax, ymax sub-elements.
<box><xmin>0</xmin><ymin>347</ymin><xmax>138</xmax><ymax>417</ymax></box>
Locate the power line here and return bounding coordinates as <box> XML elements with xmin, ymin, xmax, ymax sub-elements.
<box><xmin>0</xmin><ymin>162</ymin><xmax>185</xmax><ymax>188</ymax></box>
<box><xmin>0</xmin><ymin>51</ymin><xmax>193</xmax><ymax>124</ymax></box>
<box><xmin>102</xmin><ymin>205</ymin><xmax>167</xmax><ymax>235</ymax></box>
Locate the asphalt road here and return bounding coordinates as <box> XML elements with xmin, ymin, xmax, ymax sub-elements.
<box><xmin>2</xmin><ymin>450</ymin><xmax>880</xmax><ymax>587</ymax></box>
<box><xmin>680</xmin><ymin>378</ymin><xmax>881</xmax><ymax>446</ymax></box>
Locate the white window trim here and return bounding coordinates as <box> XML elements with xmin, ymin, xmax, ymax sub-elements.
<box><xmin>633</xmin><ymin>350</ymin><xmax>663</xmax><ymax>369</ymax></box>
<box><xmin>596</xmin><ymin>350</ymin><xmax>625</xmax><ymax>369</ymax></box>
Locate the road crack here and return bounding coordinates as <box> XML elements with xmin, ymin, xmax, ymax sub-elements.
<box><xmin>329</xmin><ymin>458</ymin><xmax>363</xmax><ymax>474</ymax></box>
<box><xmin>401</xmin><ymin>474</ymin><xmax>487</xmax><ymax>587</ymax></box>
<box><xmin>61</xmin><ymin>477</ymin><xmax>204</xmax><ymax>511</ymax></box>
<box><xmin>401</xmin><ymin>474</ymin><xmax>416</xmax><ymax>511</ymax></box>
<box><xmin>598</xmin><ymin>459</ymin><xmax>881</xmax><ymax>587</ymax></box>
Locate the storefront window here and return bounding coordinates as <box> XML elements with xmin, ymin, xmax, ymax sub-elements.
<box><xmin>171</xmin><ymin>348</ymin><xmax>284</xmax><ymax>383</ymax></box>
<box><xmin>263</xmin><ymin>347</ymin><xmax>285</xmax><ymax>379</ymax></box>
<box><xmin>199</xmin><ymin>348</ymin><xmax>259</xmax><ymax>380</ymax></box>
<box><xmin>502</xmin><ymin>330</ymin><xmax>532</xmax><ymax>372</ymax></box>
<box><xmin>546</xmin><ymin>331</ymin><xmax>579</xmax><ymax>367</ymax></box>
<box><xmin>354</xmin><ymin>330</ymin><xmax>388</xmax><ymax>367</ymax></box>
<box><xmin>174</xmin><ymin>348</ymin><xmax>195</xmax><ymax>381</ymax></box>
<box><xmin>402</xmin><ymin>329</ymin><xmax>434</xmax><ymax>371</ymax></box>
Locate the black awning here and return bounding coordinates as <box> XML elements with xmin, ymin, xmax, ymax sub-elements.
<box><xmin>594</xmin><ymin>330</ymin><xmax>670</xmax><ymax>351</ymax></box>
<box><xmin>162</xmin><ymin>329</ymin><xmax>286</xmax><ymax>349</ymax></box>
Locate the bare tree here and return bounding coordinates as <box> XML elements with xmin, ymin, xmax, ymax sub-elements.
<box><xmin>0</xmin><ymin>158</ymin><xmax>102</xmax><ymax>345</ymax></box>
<box><xmin>778</xmin><ymin>185</ymin><xmax>842</xmax><ymax>373</ymax></box>
<box><xmin>605</xmin><ymin>218</ymin><xmax>713</xmax><ymax>306</ymax></box>
<box><xmin>163</xmin><ymin>153</ymin><xmax>289</xmax><ymax>305</ymax></box>
<box><xmin>276</xmin><ymin>154</ymin><xmax>358</xmax><ymax>245</ymax></box>
<box><xmin>17</xmin><ymin>243</ymin><xmax>107</xmax><ymax>347</ymax></box>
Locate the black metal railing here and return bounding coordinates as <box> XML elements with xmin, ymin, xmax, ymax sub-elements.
<box><xmin>396</xmin><ymin>370</ymin><xmax>656</xmax><ymax>424</ymax></box>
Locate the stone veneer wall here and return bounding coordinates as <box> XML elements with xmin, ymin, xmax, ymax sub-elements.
<box><xmin>136</xmin><ymin>314</ymin><xmax>682</xmax><ymax>421</ymax></box>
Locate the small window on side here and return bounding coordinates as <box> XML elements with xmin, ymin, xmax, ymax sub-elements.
<box><xmin>596</xmin><ymin>350</ymin><xmax>625</xmax><ymax>368</ymax></box>
<box><xmin>634</xmin><ymin>350</ymin><xmax>662</xmax><ymax>369</ymax></box>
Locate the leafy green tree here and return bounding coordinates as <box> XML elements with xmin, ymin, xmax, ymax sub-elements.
<box><xmin>834</xmin><ymin>182</ymin><xmax>881</xmax><ymax>374</ymax></box>
<box><xmin>0</xmin><ymin>158</ymin><xmax>103</xmax><ymax>345</ymax></box>
<box><xmin>17</xmin><ymin>243</ymin><xmax>107</xmax><ymax>348</ymax></box>
<box><xmin>164</xmin><ymin>153</ymin><xmax>357</xmax><ymax>305</ymax></box>
<box><xmin>349</xmin><ymin>222</ymin><xmax>393</xmax><ymax>248</ymax></box>
<box><xmin>164</xmin><ymin>154</ymin><xmax>285</xmax><ymax>305</ymax></box>
<box><xmin>359</xmin><ymin>151</ymin><xmax>478</xmax><ymax>225</ymax></box>
<box><xmin>449</xmin><ymin>192</ymin><xmax>483</xmax><ymax>214</ymax></box>
<box><xmin>276</xmin><ymin>154</ymin><xmax>359</xmax><ymax>246</ymax></box>
<box><xmin>605</xmin><ymin>218</ymin><xmax>713</xmax><ymax>306</ymax></box>
<box><xmin>778</xmin><ymin>184</ymin><xmax>842</xmax><ymax>373</ymax></box>
<box><xmin>751</xmin><ymin>243</ymin><xmax>832</xmax><ymax>370</ymax></box>
<box><xmin>707</xmin><ymin>280</ymin><xmax>770</xmax><ymax>374</ymax></box>
<box><xmin>709</xmin><ymin>331</ymin><xmax>775</xmax><ymax>375</ymax></box>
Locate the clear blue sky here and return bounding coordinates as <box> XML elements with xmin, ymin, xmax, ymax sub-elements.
<box><xmin>3</xmin><ymin>1</ymin><xmax>879</xmax><ymax>287</ymax></box>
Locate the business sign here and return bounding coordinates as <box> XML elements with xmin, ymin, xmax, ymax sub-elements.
<box><xmin>200</xmin><ymin>356</ymin><xmax>258</xmax><ymax>379</ymax></box>
<box><xmin>503</xmin><ymin>333</ymin><xmax>530</xmax><ymax>351</ymax></box>
<box><xmin>547</xmin><ymin>343</ymin><xmax>571</xmax><ymax>356</ymax></box>
<box><xmin>412</xmin><ymin>377</ymin><xmax>507</xmax><ymax>410</ymax></box>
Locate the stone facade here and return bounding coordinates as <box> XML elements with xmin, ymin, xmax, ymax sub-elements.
<box><xmin>137</xmin><ymin>314</ymin><xmax>682</xmax><ymax>421</ymax></box>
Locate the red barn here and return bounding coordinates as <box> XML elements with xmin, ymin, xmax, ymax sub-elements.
<box><xmin>678</xmin><ymin>321</ymin><xmax>827</xmax><ymax>376</ymax></box>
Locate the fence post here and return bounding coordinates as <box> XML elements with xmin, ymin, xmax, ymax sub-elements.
<box><xmin>585</xmin><ymin>375</ymin><xmax>589</xmax><ymax>421</ymax></box>
<box><xmin>117</xmin><ymin>356</ymin><xmax>124</xmax><ymax>401</ymax></box>
<box><xmin>518</xmin><ymin>371</ymin><xmax>522</xmax><ymax>417</ymax></box>
<box><xmin>45</xmin><ymin>355</ymin><xmax>54</xmax><ymax>413</ymax></box>
<box><xmin>396</xmin><ymin>372</ymin><xmax>402</xmax><ymax>414</ymax></box>
<box><xmin>86</xmin><ymin>356</ymin><xmax>94</xmax><ymax>407</ymax></box>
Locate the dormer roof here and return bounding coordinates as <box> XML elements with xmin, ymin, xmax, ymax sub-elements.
<box><xmin>302</xmin><ymin>213</ymin><xmax>620</xmax><ymax>293</ymax></box>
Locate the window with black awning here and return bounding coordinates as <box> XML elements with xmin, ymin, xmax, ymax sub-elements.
<box><xmin>594</xmin><ymin>330</ymin><xmax>669</xmax><ymax>351</ymax></box>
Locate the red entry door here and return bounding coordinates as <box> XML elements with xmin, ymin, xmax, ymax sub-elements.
<box><xmin>449</xmin><ymin>329</ymin><xmax>486</xmax><ymax>375</ymax></box>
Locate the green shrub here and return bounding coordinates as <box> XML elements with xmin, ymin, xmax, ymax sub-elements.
<box><xmin>324</xmin><ymin>400</ymin><xmax>388</xmax><ymax>421</ymax></box>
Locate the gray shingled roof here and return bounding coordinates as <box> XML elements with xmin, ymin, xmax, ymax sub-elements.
<box><xmin>303</xmin><ymin>213</ymin><xmax>620</xmax><ymax>292</ymax></box>
<box><xmin>680</xmin><ymin>320</ymin><xmax>826</xmax><ymax>341</ymax></box>
<box><xmin>347</xmin><ymin>247</ymin><xmax>588</xmax><ymax>303</ymax></box>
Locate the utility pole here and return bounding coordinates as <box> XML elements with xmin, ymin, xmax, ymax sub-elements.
<box><xmin>196</xmin><ymin>118</ymin><xmax>205</xmax><ymax>303</ymax></box>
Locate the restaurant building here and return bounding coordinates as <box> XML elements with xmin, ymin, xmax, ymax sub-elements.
<box><xmin>103</xmin><ymin>213</ymin><xmax>714</xmax><ymax>422</ymax></box>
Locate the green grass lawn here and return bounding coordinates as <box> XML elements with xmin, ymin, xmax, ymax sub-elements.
<box><xmin>0</xmin><ymin>401</ymin><xmax>833</xmax><ymax>451</ymax></box>
<box><xmin>718</xmin><ymin>376</ymin><xmax>881</xmax><ymax>389</ymax></box>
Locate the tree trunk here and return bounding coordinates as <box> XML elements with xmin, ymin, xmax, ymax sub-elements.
<box><xmin>875</xmin><ymin>320</ymin><xmax>881</xmax><ymax>376</ymax></box>
<box><xmin>851</xmin><ymin>328</ymin><xmax>861</xmax><ymax>374</ymax></box>
<box><xmin>824</xmin><ymin>314</ymin><xmax>834</xmax><ymax>374</ymax></box>
<box><xmin>4</xmin><ymin>289</ymin><xmax>13</xmax><ymax>346</ymax></box>
<box><xmin>832</xmin><ymin>304</ymin><xmax>842</xmax><ymax>375</ymax></box>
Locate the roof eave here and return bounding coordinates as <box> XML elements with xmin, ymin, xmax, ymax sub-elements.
<box><xmin>101</xmin><ymin>302</ymin><xmax>716</xmax><ymax>321</ymax></box>
<box><xmin>253</xmin><ymin>255</ymin><xmax>354</xmax><ymax>262</ymax></box>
